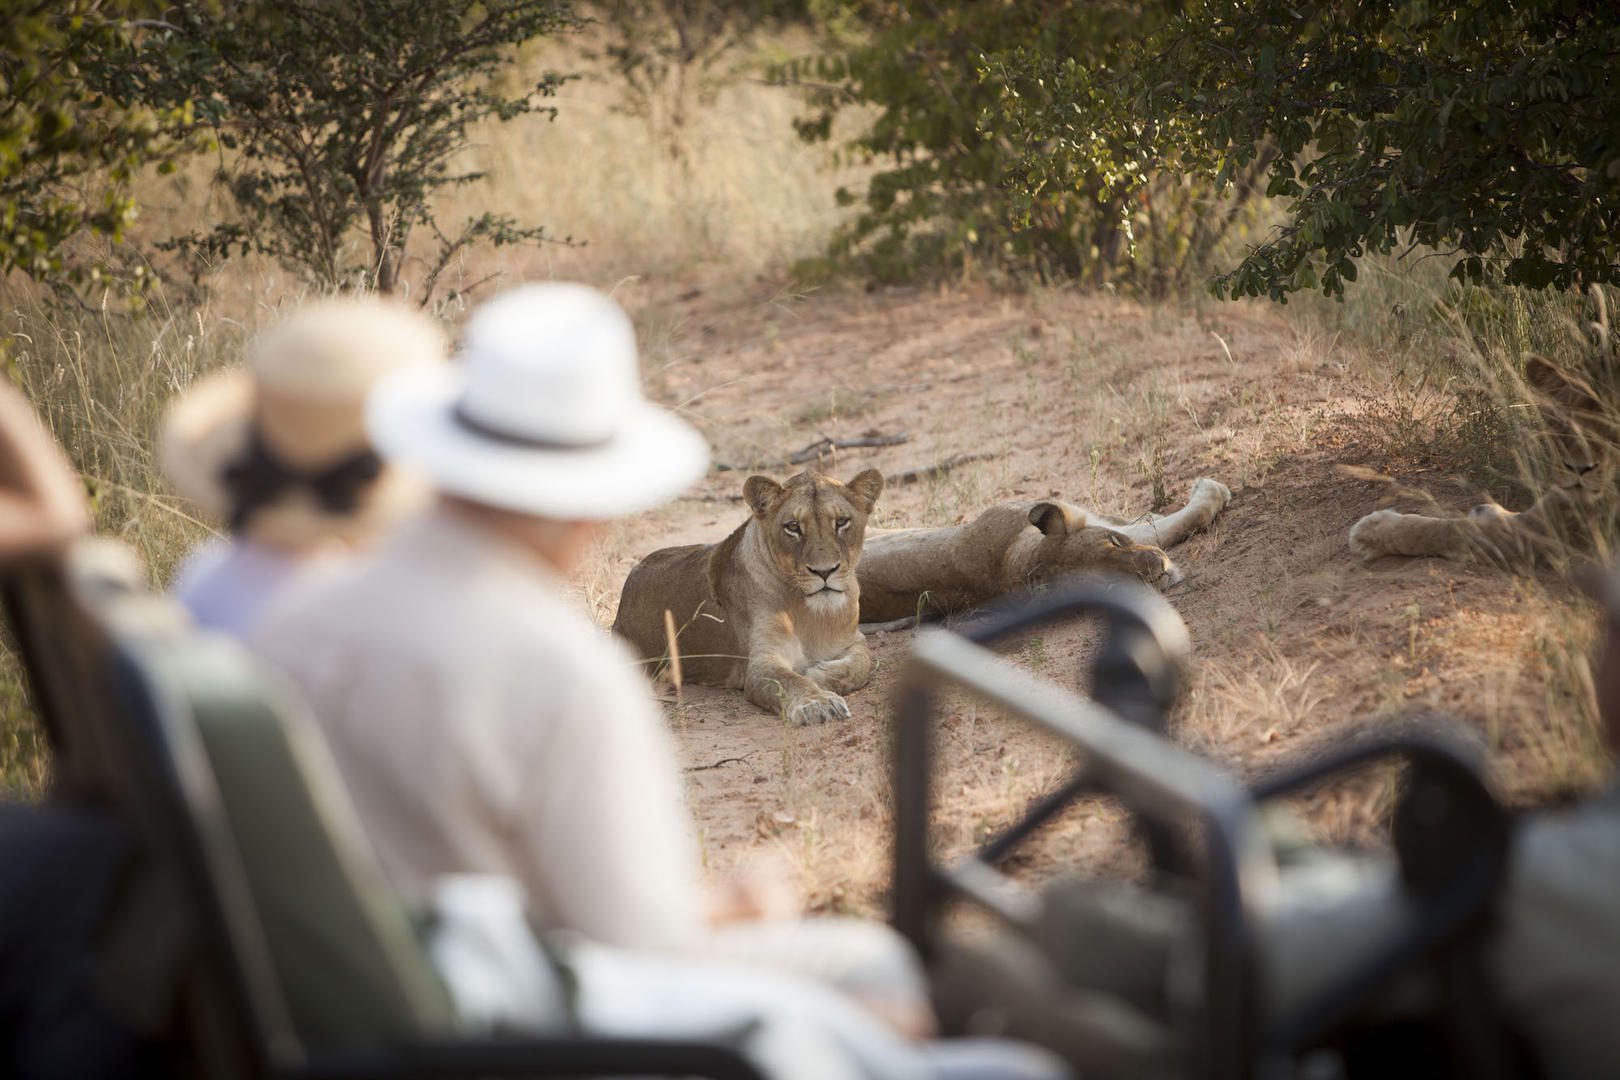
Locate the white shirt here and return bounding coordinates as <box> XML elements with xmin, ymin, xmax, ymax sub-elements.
<box><xmin>172</xmin><ymin>537</ymin><xmax>340</xmax><ymax>640</ymax></box>
<box><xmin>252</xmin><ymin>508</ymin><xmax>707</xmax><ymax>952</ymax></box>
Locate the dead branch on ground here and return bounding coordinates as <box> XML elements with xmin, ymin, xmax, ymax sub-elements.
<box><xmin>714</xmin><ymin>431</ymin><xmax>910</xmax><ymax>472</ymax></box>
<box><xmin>885</xmin><ymin>452</ymin><xmax>998</xmax><ymax>486</ymax></box>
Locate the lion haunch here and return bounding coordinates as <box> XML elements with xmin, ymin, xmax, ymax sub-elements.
<box><xmin>613</xmin><ymin>468</ymin><xmax>883</xmax><ymax>726</ymax></box>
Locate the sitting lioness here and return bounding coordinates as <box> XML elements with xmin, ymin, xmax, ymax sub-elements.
<box><xmin>614</xmin><ymin>468</ymin><xmax>883</xmax><ymax>725</ymax></box>
<box><xmin>857</xmin><ymin>477</ymin><xmax>1231</xmax><ymax>624</ymax></box>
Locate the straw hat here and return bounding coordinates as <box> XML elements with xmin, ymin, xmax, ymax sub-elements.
<box><xmin>366</xmin><ymin>282</ymin><xmax>709</xmax><ymax>520</ymax></box>
<box><xmin>160</xmin><ymin>297</ymin><xmax>448</xmax><ymax>551</ymax></box>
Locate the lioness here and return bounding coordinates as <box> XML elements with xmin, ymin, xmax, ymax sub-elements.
<box><xmin>1347</xmin><ymin>494</ymin><xmax>1579</xmax><ymax>568</ymax></box>
<box><xmin>856</xmin><ymin>477</ymin><xmax>1231</xmax><ymax>624</ymax></box>
<box><xmin>1348</xmin><ymin>357</ymin><xmax>1611</xmax><ymax>567</ymax></box>
<box><xmin>613</xmin><ymin>468</ymin><xmax>883</xmax><ymax>725</ymax></box>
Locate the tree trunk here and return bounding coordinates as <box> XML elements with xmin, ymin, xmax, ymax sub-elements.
<box><xmin>366</xmin><ymin>200</ymin><xmax>397</xmax><ymax>294</ymax></box>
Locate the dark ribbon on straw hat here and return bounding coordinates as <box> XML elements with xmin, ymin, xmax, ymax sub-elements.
<box><xmin>220</xmin><ymin>428</ymin><xmax>383</xmax><ymax>531</ymax></box>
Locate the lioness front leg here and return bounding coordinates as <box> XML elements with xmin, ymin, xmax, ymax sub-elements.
<box><xmin>807</xmin><ymin>639</ymin><xmax>873</xmax><ymax>696</ymax></box>
<box><xmin>1116</xmin><ymin>477</ymin><xmax>1232</xmax><ymax>549</ymax></box>
<box><xmin>744</xmin><ymin>656</ymin><xmax>851</xmax><ymax>726</ymax></box>
<box><xmin>1349</xmin><ymin>503</ymin><xmax>1534</xmax><ymax>567</ymax></box>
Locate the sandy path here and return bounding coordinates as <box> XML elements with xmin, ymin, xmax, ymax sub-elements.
<box><xmin>581</xmin><ymin>281</ymin><xmax>1597</xmax><ymax>914</ymax></box>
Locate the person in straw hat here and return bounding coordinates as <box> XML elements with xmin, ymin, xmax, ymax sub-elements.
<box><xmin>251</xmin><ymin>283</ymin><xmax>1068</xmax><ymax>1077</ymax></box>
<box><xmin>160</xmin><ymin>298</ymin><xmax>446</xmax><ymax>638</ymax></box>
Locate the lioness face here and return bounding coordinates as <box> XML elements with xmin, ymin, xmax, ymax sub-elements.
<box><xmin>1027</xmin><ymin>501</ymin><xmax>1178</xmax><ymax>588</ymax></box>
<box><xmin>743</xmin><ymin>468</ymin><xmax>884</xmax><ymax>605</ymax></box>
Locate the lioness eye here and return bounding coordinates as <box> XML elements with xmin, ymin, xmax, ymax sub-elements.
<box><xmin>1108</xmin><ymin>533</ymin><xmax>1128</xmax><ymax>548</ymax></box>
<box><xmin>783</xmin><ymin>521</ymin><xmax>802</xmax><ymax>537</ymax></box>
<box><xmin>836</xmin><ymin>517</ymin><xmax>851</xmax><ymax>531</ymax></box>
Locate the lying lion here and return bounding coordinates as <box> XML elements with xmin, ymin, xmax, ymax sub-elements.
<box><xmin>1347</xmin><ymin>494</ymin><xmax>1575</xmax><ymax>568</ymax></box>
<box><xmin>856</xmin><ymin>477</ymin><xmax>1231</xmax><ymax>624</ymax></box>
<box><xmin>1348</xmin><ymin>356</ymin><xmax>1610</xmax><ymax>568</ymax></box>
<box><xmin>614</xmin><ymin>468</ymin><xmax>884</xmax><ymax>725</ymax></box>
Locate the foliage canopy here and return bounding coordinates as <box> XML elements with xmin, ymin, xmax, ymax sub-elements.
<box><xmin>998</xmin><ymin>0</ymin><xmax>1620</xmax><ymax>300</ymax></box>
<box><xmin>785</xmin><ymin>2</ymin><xmax>1262</xmax><ymax>291</ymax></box>
<box><xmin>135</xmin><ymin>0</ymin><xmax>583</xmax><ymax>303</ymax></box>
<box><xmin>0</xmin><ymin>1</ymin><xmax>195</xmax><ymax>291</ymax></box>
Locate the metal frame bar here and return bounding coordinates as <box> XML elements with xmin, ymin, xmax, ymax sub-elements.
<box><xmin>891</xmin><ymin>580</ymin><xmax>1512</xmax><ymax>1080</ymax></box>
<box><xmin>1245</xmin><ymin>738</ymin><xmax>1511</xmax><ymax>1054</ymax></box>
<box><xmin>891</xmin><ymin>581</ymin><xmax>1276</xmax><ymax>1080</ymax></box>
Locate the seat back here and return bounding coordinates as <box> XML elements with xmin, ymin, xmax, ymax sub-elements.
<box><xmin>2</xmin><ymin>544</ymin><xmax>154</xmax><ymax>803</ymax></box>
<box><xmin>114</xmin><ymin>631</ymin><xmax>458</xmax><ymax>1057</ymax></box>
<box><xmin>32</xmin><ymin>541</ymin><xmax>456</xmax><ymax>1069</ymax></box>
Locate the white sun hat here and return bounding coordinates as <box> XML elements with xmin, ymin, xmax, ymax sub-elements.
<box><xmin>366</xmin><ymin>282</ymin><xmax>710</xmax><ymax>520</ymax></box>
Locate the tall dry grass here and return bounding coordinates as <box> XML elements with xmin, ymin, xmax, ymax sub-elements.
<box><xmin>1295</xmin><ymin>257</ymin><xmax>1617</xmax><ymax>806</ymax></box>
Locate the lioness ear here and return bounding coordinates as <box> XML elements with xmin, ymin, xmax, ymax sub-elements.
<box><xmin>1029</xmin><ymin>502</ymin><xmax>1086</xmax><ymax>537</ymax></box>
<box><xmin>743</xmin><ymin>475</ymin><xmax>784</xmax><ymax>519</ymax></box>
<box><xmin>845</xmin><ymin>468</ymin><xmax>884</xmax><ymax>511</ymax></box>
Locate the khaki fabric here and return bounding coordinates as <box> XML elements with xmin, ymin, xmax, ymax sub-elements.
<box><xmin>253</xmin><ymin>508</ymin><xmax>707</xmax><ymax>952</ymax></box>
<box><xmin>169</xmin><ymin>639</ymin><xmax>457</xmax><ymax>1050</ymax></box>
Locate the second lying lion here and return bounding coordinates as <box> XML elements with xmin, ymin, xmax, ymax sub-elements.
<box><xmin>857</xmin><ymin>477</ymin><xmax>1231</xmax><ymax>624</ymax></box>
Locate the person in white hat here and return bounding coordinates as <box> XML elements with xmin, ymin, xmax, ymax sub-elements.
<box><xmin>160</xmin><ymin>298</ymin><xmax>447</xmax><ymax>638</ymax></box>
<box><xmin>248</xmin><ymin>284</ymin><xmax>1055</xmax><ymax>1060</ymax></box>
<box><xmin>253</xmin><ymin>282</ymin><xmax>714</xmax><ymax>952</ymax></box>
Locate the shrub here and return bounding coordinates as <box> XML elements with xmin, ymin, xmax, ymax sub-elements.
<box><xmin>131</xmin><ymin>1</ymin><xmax>584</xmax><ymax>303</ymax></box>
<box><xmin>0</xmin><ymin>1</ymin><xmax>196</xmax><ymax>295</ymax></box>
<box><xmin>784</xmin><ymin>2</ymin><xmax>1259</xmax><ymax>290</ymax></box>
<box><xmin>1054</xmin><ymin>1</ymin><xmax>1620</xmax><ymax>302</ymax></box>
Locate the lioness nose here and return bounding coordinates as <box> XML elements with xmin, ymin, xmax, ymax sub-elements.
<box><xmin>809</xmin><ymin>563</ymin><xmax>840</xmax><ymax>582</ymax></box>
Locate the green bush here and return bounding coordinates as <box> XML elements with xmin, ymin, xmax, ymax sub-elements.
<box><xmin>783</xmin><ymin>2</ymin><xmax>1257</xmax><ymax>290</ymax></box>
<box><xmin>1005</xmin><ymin>0</ymin><xmax>1620</xmax><ymax>302</ymax></box>
<box><xmin>129</xmin><ymin>1</ymin><xmax>583</xmax><ymax>302</ymax></box>
<box><xmin>0</xmin><ymin>2</ymin><xmax>196</xmax><ymax>295</ymax></box>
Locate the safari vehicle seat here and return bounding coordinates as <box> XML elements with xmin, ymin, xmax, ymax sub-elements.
<box><xmin>9</xmin><ymin>540</ymin><xmax>763</xmax><ymax>1080</ymax></box>
<box><xmin>890</xmin><ymin>578</ymin><xmax>1532</xmax><ymax>1080</ymax></box>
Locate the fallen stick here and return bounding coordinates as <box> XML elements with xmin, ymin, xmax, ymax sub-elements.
<box><xmin>885</xmin><ymin>452</ymin><xmax>998</xmax><ymax>486</ymax></box>
<box><xmin>684</xmin><ymin>752</ymin><xmax>758</xmax><ymax>773</ymax></box>
<box><xmin>680</xmin><ymin>448</ymin><xmax>994</xmax><ymax>503</ymax></box>
<box><xmin>677</xmin><ymin>492</ymin><xmax>746</xmax><ymax>504</ymax></box>
<box><xmin>715</xmin><ymin>431</ymin><xmax>910</xmax><ymax>472</ymax></box>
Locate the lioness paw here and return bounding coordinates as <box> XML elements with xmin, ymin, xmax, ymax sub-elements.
<box><xmin>1347</xmin><ymin>509</ymin><xmax>1398</xmax><ymax>561</ymax></box>
<box><xmin>1191</xmin><ymin>477</ymin><xmax>1232</xmax><ymax>509</ymax></box>
<box><xmin>788</xmin><ymin>691</ymin><xmax>850</xmax><ymax>726</ymax></box>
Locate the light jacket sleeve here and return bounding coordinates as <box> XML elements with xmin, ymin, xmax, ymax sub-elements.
<box><xmin>509</xmin><ymin>638</ymin><xmax>709</xmax><ymax>953</ymax></box>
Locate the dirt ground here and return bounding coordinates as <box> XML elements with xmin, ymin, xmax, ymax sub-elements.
<box><xmin>580</xmin><ymin>280</ymin><xmax>1602</xmax><ymax>916</ymax></box>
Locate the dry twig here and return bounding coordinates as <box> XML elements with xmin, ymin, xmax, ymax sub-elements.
<box><xmin>885</xmin><ymin>452</ymin><xmax>998</xmax><ymax>486</ymax></box>
<box><xmin>715</xmin><ymin>431</ymin><xmax>910</xmax><ymax>472</ymax></box>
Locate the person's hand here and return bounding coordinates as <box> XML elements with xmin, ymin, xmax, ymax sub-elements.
<box><xmin>0</xmin><ymin>380</ymin><xmax>89</xmax><ymax>562</ymax></box>
<box><xmin>706</xmin><ymin>853</ymin><xmax>804</xmax><ymax>925</ymax></box>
